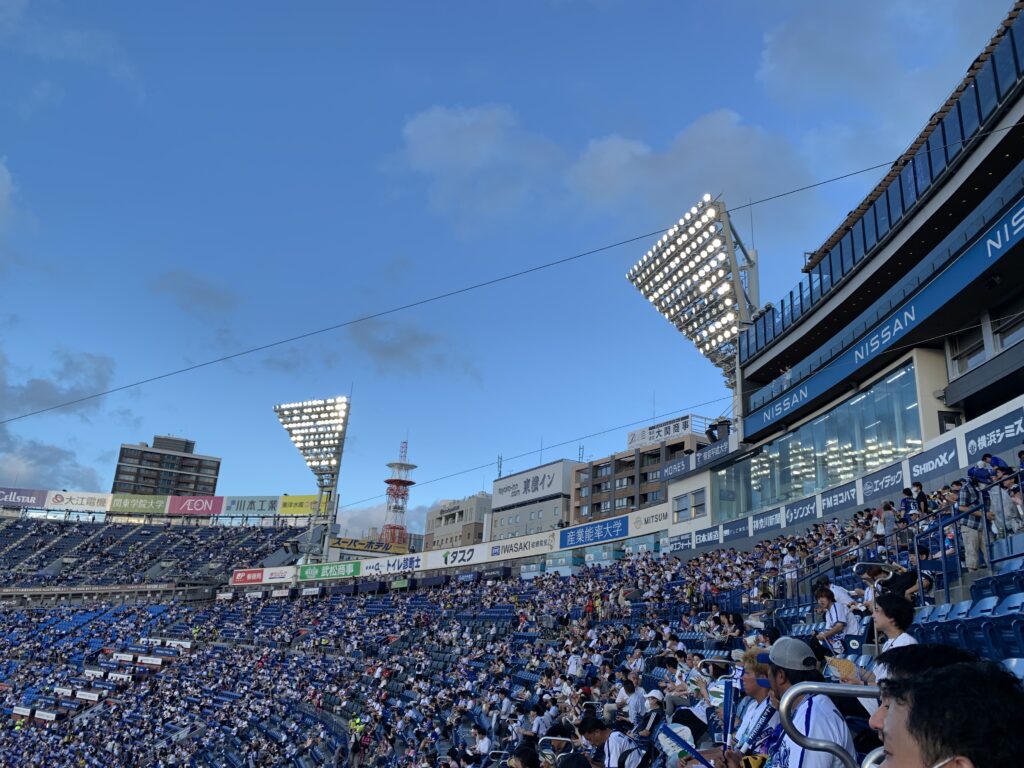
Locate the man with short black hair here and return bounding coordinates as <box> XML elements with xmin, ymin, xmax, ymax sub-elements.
<box><xmin>953</xmin><ymin>475</ymin><xmax>988</xmax><ymax>572</ymax></box>
<box><xmin>880</xmin><ymin>661</ymin><xmax>1024</xmax><ymax>767</ymax></box>
<box><xmin>576</xmin><ymin>716</ymin><xmax>642</xmax><ymax>768</ymax></box>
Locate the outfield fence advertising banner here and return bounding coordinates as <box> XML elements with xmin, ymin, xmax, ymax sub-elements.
<box><xmin>44</xmin><ymin>491</ymin><xmax>111</xmax><ymax>513</ymax></box>
<box><xmin>168</xmin><ymin>496</ymin><xmax>224</xmax><ymax>516</ymax></box>
<box><xmin>298</xmin><ymin>562</ymin><xmax>361</xmax><ymax>582</ymax></box>
<box><xmin>279</xmin><ymin>495</ymin><xmax>328</xmax><ymax>516</ymax></box>
<box><xmin>0</xmin><ymin>488</ymin><xmax>47</xmax><ymax>508</ymax></box>
<box><xmin>222</xmin><ymin>496</ymin><xmax>280</xmax><ymax>516</ymax></box>
<box><xmin>110</xmin><ymin>494</ymin><xmax>169</xmax><ymax>515</ymax></box>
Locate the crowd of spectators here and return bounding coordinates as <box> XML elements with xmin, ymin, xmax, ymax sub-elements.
<box><xmin>0</xmin><ymin>460</ymin><xmax>1020</xmax><ymax>766</ymax></box>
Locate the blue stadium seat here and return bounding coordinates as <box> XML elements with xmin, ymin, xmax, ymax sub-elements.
<box><xmin>989</xmin><ymin>592</ymin><xmax>1024</xmax><ymax>659</ymax></box>
<box><xmin>1004</xmin><ymin>658</ymin><xmax>1024</xmax><ymax>681</ymax></box>
<box><xmin>936</xmin><ymin>600</ymin><xmax>974</xmax><ymax>646</ymax></box>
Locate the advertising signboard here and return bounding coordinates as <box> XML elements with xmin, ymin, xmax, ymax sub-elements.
<box><xmin>167</xmin><ymin>496</ymin><xmax>224</xmax><ymax>516</ymax></box>
<box><xmin>298</xmin><ymin>562</ymin><xmax>361</xmax><ymax>582</ymax></box>
<box><xmin>0</xmin><ymin>488</ymin><xmax>47</xmax><ymax>508</ymax></box>
<box><xmin>44</xmin><ymin>491</ymin><xmax>111</xmax><ymax>513</ymax></box>
<box><xmin>279</xmin><ymin>495</ymin><xmax>328</xmax><ymax>516</ymax></box>
<box><xmin>110</xmin><ymin>494</ymin><xmax>168</xmax><ymax>515</ymax></box>
<box><xmin>559</xmin><ymin>517</ymin><xmax>628</xmax><ymax>548</ymax></box>
<box><xmin>492</xmin><ymin>461</ymin><xmax>572</xmax><ymax>511</ymax></box>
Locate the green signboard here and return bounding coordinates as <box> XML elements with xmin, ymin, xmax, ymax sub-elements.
<box><xmin>110</xmin><ymin>494</ymin><xmax>169</xmax><ymax>515</ymax></box>
<box><xmin>390</xmin><ymin>579</ymin><xmax>409</xmax><ymax>590</ymax></box>
<box><xmin>298</xmin><ymin>561</ymin><xmax>361</xmax><ymax>582</ymax></box>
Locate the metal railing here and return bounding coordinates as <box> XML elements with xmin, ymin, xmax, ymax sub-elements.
<box><xmin>779</xmin><ymin>681</ymin><xmax>880</xmax><ymax>768</ymax></box>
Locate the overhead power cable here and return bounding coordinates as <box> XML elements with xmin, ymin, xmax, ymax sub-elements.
<box><xmin>3</xmin><ymin>118</ymin><xmax>1020</xmax><ymax>426</ymax></box>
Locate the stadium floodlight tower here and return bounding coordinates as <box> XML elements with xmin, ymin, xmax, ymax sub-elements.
<box><xmin>273</xmin><ymin>396</ymin><xmax>351</xmax><ymax>562</ymax></box>
<box><xmin>626</xmin><ymin>193</ymin><xmax>759</xmax><ymax>389</ymax></box>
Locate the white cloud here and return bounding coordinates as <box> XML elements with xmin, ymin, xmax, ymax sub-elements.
<box><xmin>400</xmin><ymin>104</ymin><xmax>566</xmax><ymax>227</ymax></box>
<box><xmin>336</xmin><ymin>501</ymin><xmax>433</xmax><ymax>537</ymax></box>
<box><xmin>567</xmin><ymin>109</ymin><xmax>820</xmax><ymax>225</ymax></box>
<box><xmin>757</xmin><ymin>0</ymin><xmax>1011</xmax><ymax>170</ymax></box>
<box><xmin>0</xmin><ymin>0</ymin><xmax>143</xmax><ymax>99</ymax></box>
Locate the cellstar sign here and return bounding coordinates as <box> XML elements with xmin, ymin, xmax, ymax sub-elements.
<box><xmin>784</xmin><ymin>496</ymin><xmax>817</xmax><ymax>526</ymax></box>
<box><xmin>964</xmin><ymin>407</ymin><xmax>1024</xmax><ymax>464</ymax></box>
<box><xmin>862</xmin><ymin>463</ymin><xmax>904</xmax><ymax>502</ymax></box>
<box><xmin>0</xmin><ymin>488</ymin><xmax>47</xmax><ymax>508</ymax></box>
<box><xmin>744</xmin><ymin>186</ymin><xmax>1024</xmax><ymax>438</ymax></box>
<box><xmin>909</xmin><ymin>439</ymin><xmax>959</xmax><ymax>483</ymax></box>
<box><xmin>820</xmin><ymin>482</ymin><xmax>858</xmax><ymax>518</ymax></box>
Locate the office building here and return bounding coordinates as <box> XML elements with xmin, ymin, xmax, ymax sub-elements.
<box><xmin>111</xmin><ymin>435</ymin><xmax>221</xmax><ymax>497</ymax></box>
<box><xmin>489</xmin><ymin>460</ymin><xmax>577</xmax><ymax>540</ymax></box>
<box><xmin>423</xmin><ymin>492</ymin><xmax>491</xmax><ymax>550</ymax></box>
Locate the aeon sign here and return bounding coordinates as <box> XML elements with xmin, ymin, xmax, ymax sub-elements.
<box><xmin>168</xmin><ymin>496</ymin><xmax>224</xmax><ymax>516</ymax></box>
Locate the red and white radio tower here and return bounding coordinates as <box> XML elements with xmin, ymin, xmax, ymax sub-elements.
<box><xmin>381</xmin><ymin>440</ymin><xmax>415</xmax><ymax>547</ymax></box>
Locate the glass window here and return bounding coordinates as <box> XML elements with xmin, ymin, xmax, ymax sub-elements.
<box><xmin>975</xmin><ymin>58</ymin><xmax>999</xmax><ymax>121</ymax></box>
<box><xmin>827</xmin><ymin>247</ymin><xmax>841</xmax><ymax>282</ymax></box>
<box><xmin>1013</xmin><ymin>15</ymin><xmax>1024</xmax><ymax>77</ymax></box>
<box><xmin>818</xmin><ymin>259</ymin><xmax>832</xmax><ymax>294</ymax></box>
<box><xmin>692</xmin><ymin>489</ymin><xmax>706</xmax><ymax>519</ymax></box>
<box><xmin>809</xmin><ymin>269</ymin><xmax>821</xmax><ymax>304</ymax></box>
<box><xmin>755</xmin><ymin>316</ymin><xmax>765</xmax><ymax>349</ymax></box>
<box><xmin>927</xmin><ymin>129</ymin><xmax>947</xmax><ymax>178</ymax></box>
<box><xmin>993</xmin><ymin>34</ymin><xmax>1018</xmax><ymax>98</ymax></box>
<box><xmin>579</xmin><ymin>504</ymin><xmax>589</xmax><ymax>517</ymax></box>
<box><xmin>596</xmin><ymin>464</ymin><xmax>612</xmax><ymax>477</ymax></box>
<box><xmin>712</xmin><ymin>361</ymin><xmax>921</xmax><ymax>520</ymax></box>
<box><xmin>993</xmin><ymin>293</ymin><xmax>1024</xmax><ymax>351</ymax></box>
<box><xmin>579</xmin><ymin>486</ymin><xmax>589</xmax><ymax>498</ymax></box>
<box><xmin>943</xmin><ymin>104</ymin><xmax>964</xmax><ymax>161</ymax></box>
<box><xmin>913</xmin><ymin>146</ymin><xmax>932</xmax><ymax>197</ymax></box>
<box><xmin>862</xmin><ymin>205</ymin><xmax>877</xmax><ymax>252</ymax></box>
<box><xmin>874</xmin><ymin>195</ymin><xmax>891</xmax><ymax>241</ymax></box>
<box><xmin>887</xmin><ymin>179</ymin><xmax>904</xmax><ymax>225</ymax></box>
<box><xmin>614</xmin><ymin>497</ymin><xmax>629</xmax><ymax>510</ymax></box>
<box><xmin>948</xmin><ymin>324</ymin><xmax>986</xmax><ymax>377</ymax></box>
<box><xmin>840</xmin><ymin>232</ymin><xmax>855</xmax><ymax>274</ymax></box>
<box><xmin>900</xmin><ymin>161</ymin><xmax>918</xmax><ymax>209</ymax></box>
<box><xmin>959</xmin><ymin>84</ymin><xmax>981</xmax><ymax>139</ymax></box>
<box><xmin>851</xmin><ymin>220</ymin><xmax>865</xmax><ymax>263</ymax></box>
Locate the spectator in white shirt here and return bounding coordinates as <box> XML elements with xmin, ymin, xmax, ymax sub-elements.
<box><xmin>724</xmin><ymin>638</ymin><xmax>855</xmax><ymax>768</ymax></box>
<box><xmin>813</xmin><ymin>587</ymin><xmax>849</xmax><ymax>656</ymax></box>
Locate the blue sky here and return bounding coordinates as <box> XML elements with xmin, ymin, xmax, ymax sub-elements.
<box><xmin>0</xmin><ymin>0</ymin><xmax>1011</xmax><ymax>534</ymax></box>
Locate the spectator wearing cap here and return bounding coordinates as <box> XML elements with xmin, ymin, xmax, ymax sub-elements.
<box><xmin>952</xmin><ymin>475</ymin><xmax>988</xmax><ymax>572</ymax></box>
<box><xmin>632</xmin><ymin>689</ymin><xmax>664</xmax><ymax>740</ymax></box>
<box><xmin>879</xmin><ymin>661</ymin><xmax>1024</xmax><ymax>768</ymax></box>
<box><xmin>991</xmin><ymin>465</ymin><xmax>1022</xmax><ymax>534</ymax></box>
<box><xmin>983</xmin><ymin>452</ymin><xmax>1010</xmax><ymax>471</ymax></box>
<box><xmin>723</xmin><ymin>637</ymin><xmax>855</xmax><ymax>768</ymax></box>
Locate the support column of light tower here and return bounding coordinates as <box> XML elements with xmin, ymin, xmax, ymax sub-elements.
<box><xmin>380</xmin><ymin>441</ymin><xmax>415</xmax><ymax>549</ymax></box>
<box><xmin>626</xmin><ymin>193</ymin><xmax>759</xmax><ymax>399</ymax></box>
<box><xmin>274</xmin><ymin>396</ymin><xmax>351</xmax><ymax>563</ymax></box>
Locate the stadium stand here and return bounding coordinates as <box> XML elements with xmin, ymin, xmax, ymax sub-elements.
<box><xmin>0</xmin><ymin>462</ymin><xmax>1021</xmax><ymax>767</ymax></box>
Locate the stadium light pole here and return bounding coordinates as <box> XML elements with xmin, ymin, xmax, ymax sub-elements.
<box><xmin>627</xmin><ymin>193</ymin><xmax>759</xmax><ymax>391</ymax></box>
<box><xmin>274</xmin><ymin>396</ymin><xmax>351</xmax><ymax>563</ymax></box>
